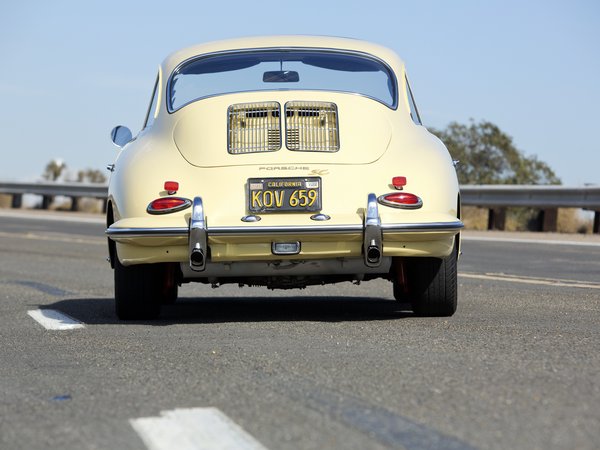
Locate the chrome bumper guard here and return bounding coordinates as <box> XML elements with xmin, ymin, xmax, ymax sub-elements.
<box><xmin>363</xmin><ymin>193</ymin><xmax>382</xmax><ymax>267</ymax></box>
<box><xmin>189</xmin><ymin>196</ymin><xmax>208</xmax><ymax>271</ymax></box>
<box><xmin>189</xmin><ymin>193</ymin><xmax>383</xmax><ymax>270</ymax></box>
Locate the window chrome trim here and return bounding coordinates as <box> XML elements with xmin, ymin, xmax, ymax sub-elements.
<box><xmin>405</xmin><ymin>75</ymin><xmax>422</xmax><ymax>125</ymax></box>
<box><xmin>143</xmin><ymin>75</ymin><xmax>159</xmax><ymax>129</ymax></box>
<box><xmin>105</xmin><ymin>221</ymin><xmax>464</xmax><ymax>240</ymax></box>
<box><xmin>166</xmin><ymin>47</ymin><xmax>399</xmax><ymax>113</ymax></box>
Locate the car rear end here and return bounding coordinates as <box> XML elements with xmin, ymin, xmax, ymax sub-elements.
<box><xmin>106</xmin><ymin>37</ymin><xmax>462</xmax><ymax>318</ymax></box>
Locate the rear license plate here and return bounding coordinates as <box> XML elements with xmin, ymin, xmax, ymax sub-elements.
<box><xmin>248</xmin><ymin>177</ymin><xmax>322</xmax><ymax>213</ymax></box>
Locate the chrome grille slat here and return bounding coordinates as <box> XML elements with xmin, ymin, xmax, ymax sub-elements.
<box><xmin>228</xmin><ymin>102</ymin><xmax>281</xmax><ymax>154</ymax></box>
<box><xmin>285</xmin><ymin>101</ymin><xmax>339</xmax><ymax>152</ymax></box>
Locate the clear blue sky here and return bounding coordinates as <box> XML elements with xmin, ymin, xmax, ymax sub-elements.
<box><xmin>1</xmin><ymin>0</ymin><xmax>598</xmax><ymax>185</ymax></box>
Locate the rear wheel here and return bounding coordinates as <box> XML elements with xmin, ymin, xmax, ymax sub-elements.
<box><xmin>114</xmin><ymin>257</ymin><xmax>168</xmax><ymax>320</ymax></box>
<box><xmin>160</xmin><ymin>263</ymin><xmax>179</xmax><ymax>305</ymax></box>
<box><xmin>392</xmin><ymin>260</ymin><xmax>410</xmax><ymax>302</ymax></box>
<box><xmin>162</xmin><ymin>283</ymin><xmax>178</xmax><ymax>305</ymax></box>
<box><xmin>396</xmin><ymin>243</ymin><xmax>458</xmax><ymax>317</ymax></box>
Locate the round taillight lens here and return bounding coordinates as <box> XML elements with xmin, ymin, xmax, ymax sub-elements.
<box><xmin>147</xmin><ymin>197</ymin><xmax>192</xmax><ymax>214</ymax></box>
<box><xmin>377</xmin><ymin>192</ymin><xmax>423</xmax><ymax>209</ymax></box>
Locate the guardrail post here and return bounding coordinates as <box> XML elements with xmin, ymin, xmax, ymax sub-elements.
<box><xmin>11</xmin><ymin>194</ymin><xmax>22</xmax><ymax>209</ymax></box>
<box><xmin>41</xmin><ymin>195</ymin><xmax>52</xmax><ymax>210</ymax></box>
<box><xmin>487</xmin><ymin>208</ymin><xmax>506</xmax><ymax>230</ymax></box>
<box><xmin>539</xmin><ymin>208</ymin><xmax>558</xmax><ymax>232</ymax></box>
<box><xmin>70</xmin><ymin>197</ymin><xmax>79</xmax><ymax>212</ymax></box>
<box><xmin>594</xmin><ymin>211</ymin><xmax>600</xmax><ymax>234</ymax></box>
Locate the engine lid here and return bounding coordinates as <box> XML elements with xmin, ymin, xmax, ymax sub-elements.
<box><xmin>172</xmin><ymin>92</ymin><xmax>392</xmax><ymax>168</ymax></box>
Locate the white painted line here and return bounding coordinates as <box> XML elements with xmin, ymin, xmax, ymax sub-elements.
<box><xmin>462</xmin><ymin>235</ymin><xmax>600</xmax><ymax>247</ymax></box>
<box><xmin>131</xmin><ymin>407</ymin><xmax>268</xmax><ymax>450</ymax></box>
<box><xmin>27</xmin><ymin>309</ymin><xmax>85</xmax><ymax>330</ymax></box>
<box><xmin>0</xmin><ymin>209</ymin><xmax>104</xmax><ymax>224</ymax></box>
<box><xmin>459</xmin><ymin>272</ymin><xmax>600</xmax><ymax>289</ymax></box>
<box><xmin>0</xmin><ymin>231</ymin><xmax>104</xmax><ymax>245</ymax></box>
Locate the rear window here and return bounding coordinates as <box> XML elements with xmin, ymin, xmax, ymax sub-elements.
<box><xmin>169</xmin><ymin>50</ymin><xmax>397</xmax><ymax>111</ymax></box>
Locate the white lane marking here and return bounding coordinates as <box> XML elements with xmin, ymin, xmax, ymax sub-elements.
<box><xmin>131</xmin><ymin>407</ymin><xmax>268</xmax><ymax>450</ymax></box>
<box><xmin>0</xmin><ymin>230</ymin><xmax>104</xmax><ymax>245</ymax></box>
<box><xmin>0</xmin><ymin>210</ymin><xmax>104</xmax><ymax>224</ymax></box>
<box><xmin>27</xmin><ymin>309</ymin><xmax>85</xmax><ymax>330</ymax></box>
<box><xmin>462</xmin><ymin>235</ymin><xmax>600</xmax><ymax>247</ymax></box>
<box><xmin>459</xmin><ymin>272</ymin><xmax>600</xmax><ymax>289</ymax></box>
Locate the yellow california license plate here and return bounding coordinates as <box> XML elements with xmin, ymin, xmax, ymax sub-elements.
<box><xmin>247</xmin><ymin>177</ymin><xmax>322</xmax><ymax>213</ymax></box>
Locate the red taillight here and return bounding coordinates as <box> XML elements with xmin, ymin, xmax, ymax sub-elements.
<box><xmin>378</xmin><ymin>192</ymin><xmax>423</xmax><ymax>209</ymax></box>
<box><xmin>164</xmin><ymin>181</ymin><xmax>179</xmax><ymax>194</ymax></box>
<box><xmin>392</xmin><ymin>176</ymin><xmax>407</xmax><ymax>189</ymax></box>
<box><xmin>147</xmin><ymin>197</ymin><xmax>192</xmax><ymax>214</ymax></box>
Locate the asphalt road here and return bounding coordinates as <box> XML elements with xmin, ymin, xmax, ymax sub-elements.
<box><xmin>0</xmin><ymin>210</ymin><xmax>599</xmax><ymax>450</ymax></box>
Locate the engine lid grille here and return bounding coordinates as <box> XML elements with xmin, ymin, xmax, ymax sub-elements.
<box><xmin>228</xmin><ymin>102</ymin><xmax>281</xmax><ymax>154</ymax></box>
<box><xmin>285</xmin><ymin>101</ymin><xmax>339</xmax><ymax>152</ymax></box>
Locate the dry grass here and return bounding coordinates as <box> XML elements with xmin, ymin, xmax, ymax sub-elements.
<box><xmin>557</xmin><ymin>208</ymin><xmax>593</xmax><ymax>234</ymax></box>
<box><xmin>0</xmin><ymin>195</ymin><xmax>103</xmax><ymax>213</ymax></box>
<box><xmin>462</xmin><ymin>206</ymin><xmax>594</xmax><ymax>234</ymax></box>
<box><xmin>77</xmin><ymin>198</ymin><xmax>105</xmax><ymax>214</ymax></box>
<box><xmin>460</xmin><ymin>206</ymin><xmax>488</xmax><ymax>230</ymax></box>
<box><xmin>0</xmin><ymin>194</ymin><xmax>11</xmax><ymax>208</ymax></box>
<box><xmin>50</xmin><ymin>197</ymin><xmax>104</xmax><ymax>213</ymax></box>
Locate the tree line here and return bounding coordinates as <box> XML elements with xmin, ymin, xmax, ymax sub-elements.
<box><xmin>42</xmin><ymin>160</ymin><xmax>106</xmax><ymax>184</ymax></box>
<box><xmin>430</xmin><ymin>120</ymin><xmax>560</xmax><ymax>185</ymax></box>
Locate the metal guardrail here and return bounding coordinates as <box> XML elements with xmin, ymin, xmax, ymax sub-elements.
<box><xmin>0</xmin><ymin>181</ymin><xmax>598</xmax><ymax>232</ymax></box>
<box><xmin>0</xmin><ymin>181</ymin><xmax>108</xmax><ymax>211</ymax></box>
<box><xmin>0</xmin><ymin>181</ymin><xmax>108</xmax><ymax>199</ymax></box>
<box><xmin>460</xmin><ymin>185</ymin><xmax>600</xmax><ymax>233</ymax></box>
<box><xmin>461</xmin><ymin>185</ymin><xmax>600</xmax><ymax>209</ymax></box>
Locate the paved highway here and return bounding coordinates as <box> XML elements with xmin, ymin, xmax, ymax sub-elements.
<box><xmin>0</xmin><ymin>210</ymin><xmax>598</xmax><ymax>450</ymax></box>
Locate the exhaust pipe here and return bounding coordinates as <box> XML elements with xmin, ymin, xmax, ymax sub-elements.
<box><xmin>366</xmin><ymin>239</ymin><xmax>382</xmax><ymax>264</ymax></box>
<box><xmin>363</xmin><ymin>193</ymin><xmax>383</xmax><ymax>267</ymax></box>
<box><xmin>190</xmin><ymin>245</ymin><xmax>205</xmax><ymax>268</ymax></box>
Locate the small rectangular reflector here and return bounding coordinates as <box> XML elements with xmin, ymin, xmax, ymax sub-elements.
<box><xmin>164</xmin><ymin>181</ymin><xmax>179</xmax><ymax>192</ymax></box>
<box><xmin>392</xmin><ymin>176</ymin><xmax>407</xmax><ymax>188</ymax></box>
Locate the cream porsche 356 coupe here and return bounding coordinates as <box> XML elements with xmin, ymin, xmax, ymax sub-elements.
<box><xmin>106</xmin><ymin>36</ymin><xmax>463</xmax><ymax>320</ymax></box>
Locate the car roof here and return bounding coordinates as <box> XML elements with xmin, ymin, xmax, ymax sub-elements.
<box><xmin>161</xmin><ymin>35</ymin><xmax>405</xmax><ymax>75</ymax></box>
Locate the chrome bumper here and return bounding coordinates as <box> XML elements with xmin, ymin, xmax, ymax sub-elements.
<box><xmin>106</xmin><ymin>221</ymin><xmax>464</xmax><ymax>239</ymax></box>
<box><xmin>106</xmin><ymin>193</ymin><xmax>464</xmax><ymax>269</ymax></box>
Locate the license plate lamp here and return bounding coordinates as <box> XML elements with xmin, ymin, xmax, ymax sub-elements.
<box><xmin>272</xmin><ymin>242</ymin><xmax>301</xmax><ymax>255</ymax></box>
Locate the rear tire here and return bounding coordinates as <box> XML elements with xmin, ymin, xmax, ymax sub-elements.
<box><xmin>160</xmin><ymin>263</ymin><xmax>179</xmax><ymax>305</ymax></box>
<box><xmin>162</xmin><ymin>283</ymin><xmax>178</xmax><ymax>305</ymax></box>
<box><xmin>407</xmin><ymin>244</ymin><xmax>458</xmax><ymax>317</ymax></box>
<box><xmin>114</xmin><ymin>257</ymin><xmax>163</xmax><ymax>320</ymax></box>
<box><xmin>393</xmin><ymin>281</ymin><xmax>409</xmax><ymax>302</ymax></box>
